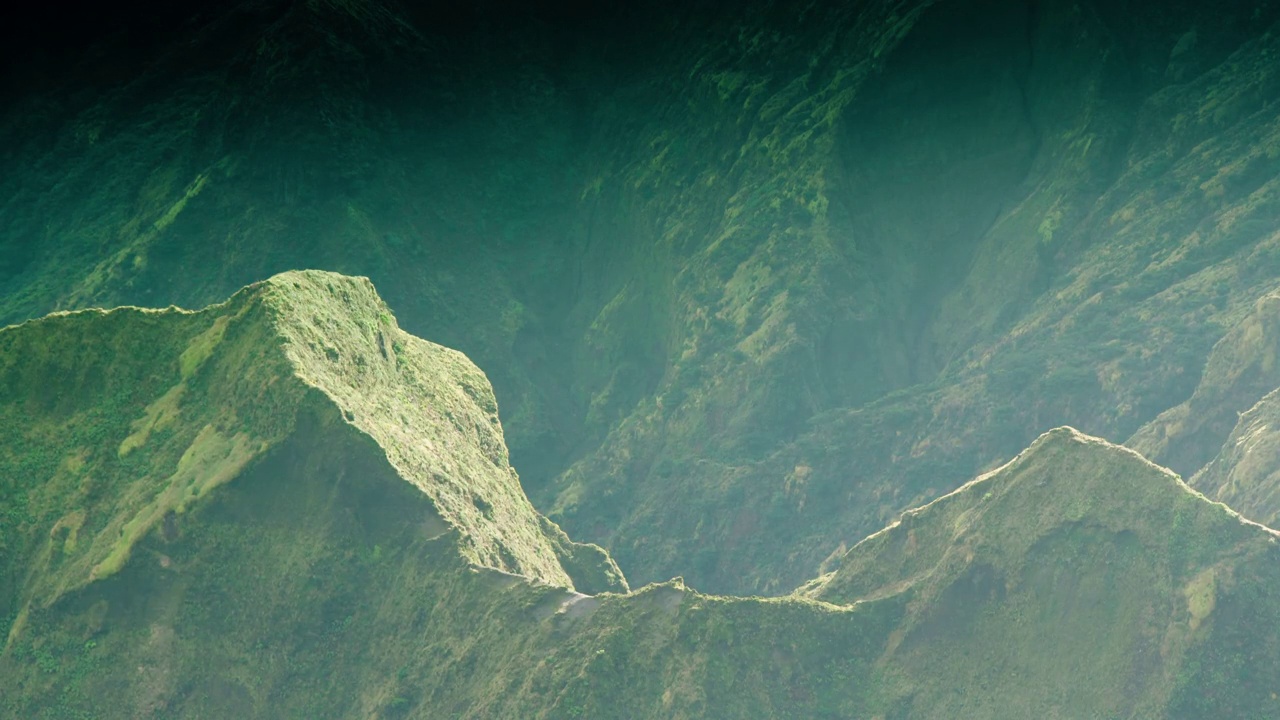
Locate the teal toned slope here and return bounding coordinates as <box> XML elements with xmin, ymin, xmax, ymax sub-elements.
<box><xmin>2</xmin><ymin>274</ymin><xmax>1279</xmax><ymax>718</ymax></box>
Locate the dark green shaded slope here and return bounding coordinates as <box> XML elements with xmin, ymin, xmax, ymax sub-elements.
<box><xmin>549</xmin><ymin>0</ymin><xmax>1280</xmax><ymax>593</ymax></box>
<box><xmin>0</xmin><ymin>0</ymin><xmax>620</xmax><ymax>491</ymax></box>
<box><xmin>5</xmin><ymin>0</ymin><xmax>1280</xmax><ymax>598</ymax></box>
<box><xmin>4</xmin><ymin>277</ymin><xmax>1280</xmax><ymax>717</ymax></box>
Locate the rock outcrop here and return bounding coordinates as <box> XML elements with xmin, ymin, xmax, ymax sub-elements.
<box><xmin>3</xmin><ymin>278</ymin><xmax>1279</xmax><ymax>717</ymax></box>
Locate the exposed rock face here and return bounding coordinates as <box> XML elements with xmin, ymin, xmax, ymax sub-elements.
<box><xmin>0</xmin><ymin>270</ymin><xmax>624</xmax><ymax>613</ymax></box>
<box><xmin>1190</xmin><ymin>387</ymin><xmax>1280</xmax><ymax>528</ymax></box>
<box><xmin>3</xmin><ymin>278</ymin><xmax>1280</xmax><ymax>718</ymax></box>
<box><xmin>3</xmin><ymin>0</ymin><xmax>1280</xmax><ymax>599</ymax></box>
<box><xmin>550</xmin><ymin>0</ymin><xmax>1280</xmax><ymax>592</ymax></box>
<box><xmin>1130</xmin><ymin>291</ymin><xmax>1280</xmax><ymax>477</ymax></box>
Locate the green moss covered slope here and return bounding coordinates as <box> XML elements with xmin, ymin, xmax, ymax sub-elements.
<box><xmin>803</xmin><ymin>427</ymin><xmax>1280</xmax><ymax>718</ymax></box>
<box><xmin>5</xmin><ymin>0</ymin><xmax>1280</xmax><ymax>600</ymax></box>
<box><xmin>4</xmin><ymin>277</ymin><xmax>1280</xmax><ymax>717</ymax></box>
<box><xmin>1188</xmin><ymin>386</ymin><xmax>1280</xmax><ymax>528</ymax></box>
<box><xmin>0</xmin><ymin>269</ymin><xmax>623</xmax><ymax>636</ymax></box>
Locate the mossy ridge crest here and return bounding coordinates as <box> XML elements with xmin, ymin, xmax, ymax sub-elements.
<box><xmin>1</xmin><ymin>269</ymin><xmax>613</xmax><ymax>651</ymax></box>
<box><xmin>809</xmin><ymin>427</ymin><xmax>1272</xmax><ymax>603</ymax></box>
<box><xmin>801</xmin><ymin>426</ymin><xmax>1280</xmax><ymax>717</ymax></box>
<box><xmin>11</xmin><ymin>418</ymin><xmax>1279</xmax><ymax>718</ymax></box>
<box><xmin>6</xmin><ymin>294</ymin><xmax>1280</xmax><ymax>715</ymax></box>
<box><xmin>0</xmin><ymin>403</ymin><xmax>893</xmax><ymax>719</ymax></box>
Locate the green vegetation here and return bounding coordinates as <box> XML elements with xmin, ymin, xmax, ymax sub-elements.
<box><xmin>0</xmin><ymin>271</ymin><xmax>620</xmax><ymax>655</ymax></box>
<box><xmin>3</xmin><ymin>278</ymin><xmax>1280</xmax><ymax>717</ymax></box>
<box><xmin>3</xmin><ymin>0</ymin><xmax>1280</xmax><ymax>595</ymax></box>
<box><xmin>805</xmin><ymin>428</ymin><xmax>1280</xmax><ymax>716</ymax></box>
<box><xmin>1187</xmin><ymin>385</ymin><xmax>1280</xmax><ymax>528</ymax></box>
<box><xmin>5</xmin><ymin>0</ymin><xmax>1280</xmax><ymax>714</ymax></box>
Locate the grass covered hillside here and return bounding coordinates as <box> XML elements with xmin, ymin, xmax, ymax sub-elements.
<box><xmin>804</xmin><ymin>427</ymin><xmax>1280</xmax><ymax>718</ymax></box>
<box><xmin>3</xmin><ymin>276</ymin><xmax>1279</xmax><ymax>718</ymax></box>
<box><xmin>2</xmin><ymin>0</ymin><xmax>1280</xmax><ymax>601</ymax></box>
<box><xmin>0</xmin><ymin>270</ymin><xmax>619</xmax><ymax>603</ymax></box>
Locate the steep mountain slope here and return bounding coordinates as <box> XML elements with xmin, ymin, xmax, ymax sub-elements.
<box><xmin>0</xmin><ymin>0</ymin><xmax>615</xmax><ymax>488</ymax></box>
<box><xmin>1130</xmin><ymin>290</ymin><xmax>1280</xmax><ymax>476</ymax></box>
<box><xmin>4</xmin><ymin>282</ymin><xmax>1279</xmax><ymax>717</ymax></box>
<box><xmin>0</xmin><ymin>270</ymin><xmax>625</xmax><ymax>626</ymax></box>
<box><xmin>803</xmin><ymin>427</ymin><xmax>1280</xmax><ymax>719</ymax></box>
<box><xmin>4</xmin><ymin>0</ymin><xmax>1280</xmax><ymax>595</ymax></box>
<box><xmin>545</xmin><ymin>0</ymin><xmax>1280</xmax><ymax>592</ymax></box>
<box><xmin>1188</xmin><ymin>385</ymin><xmax>1280</xmax><ymax>527</ymax></box>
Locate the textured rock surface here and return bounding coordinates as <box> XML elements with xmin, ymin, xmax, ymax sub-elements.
<box><xmin>1190</xmin><ymin>386</ymin><xmax>1280</xmax><ymax>528</ymax></box>
<box><xmin>3</xmin><ymin>278</ymin><xmax>1280</xmax><ymax>718</ymax></box>
<box><xmin>1130</xmin><ymin>291</ymin><xmax>1280</xmax><ymax>476</ymax></box>
<box><xmin>0</xmin><ymin>270</ymin><xmax>624</xmax><ymax>614</ymax></box>
<box><xmin>3</xmin><ymin>0</ymin><xmax>1280</xmax><ymax>598</ymax></box>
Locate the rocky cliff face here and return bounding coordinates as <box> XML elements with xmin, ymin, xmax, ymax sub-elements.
<box><xmin>3</xmin><ymin>278</ymin><xmax>1279</xmax><ymax>718</ymax></box>
<box><xmin>0</xmin><ymin>271</ymin><xmax>625</xmax><ymax>715</ymax></box>
<box><xmin>3</xmin><ymin>0</ymin><xmax>1280</xmax><ymax>600</ymax></box>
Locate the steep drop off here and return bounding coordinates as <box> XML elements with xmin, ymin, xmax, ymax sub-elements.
<box><xmin>3</xmin><ymin>280</ymin><xmax>1279</xmax><ymax>717</ymax></box>
<box><xmin>3</xmin><ymin>0</ymin><xmax>1280</xmax><ymax>595</ymax></box>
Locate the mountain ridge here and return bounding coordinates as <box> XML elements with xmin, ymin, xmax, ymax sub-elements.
<box><xmin>802</xmin><ymin>425</ymin><xmax>1280</xmax><ymax>718</ymax></box>
<box><xmin>0</xmin><ymin>269</ymin><xmax>625</xmax><ymax>640</ymax></box>
<box><xmin>5</xmin><ymin>275</ymin><xmax>1280</xmax><ymax>717</ymax></box>
<box><xmin>4</xmin><ymin>0</ymin><xmax>1280</xmax><ymax>598</ymax></box>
